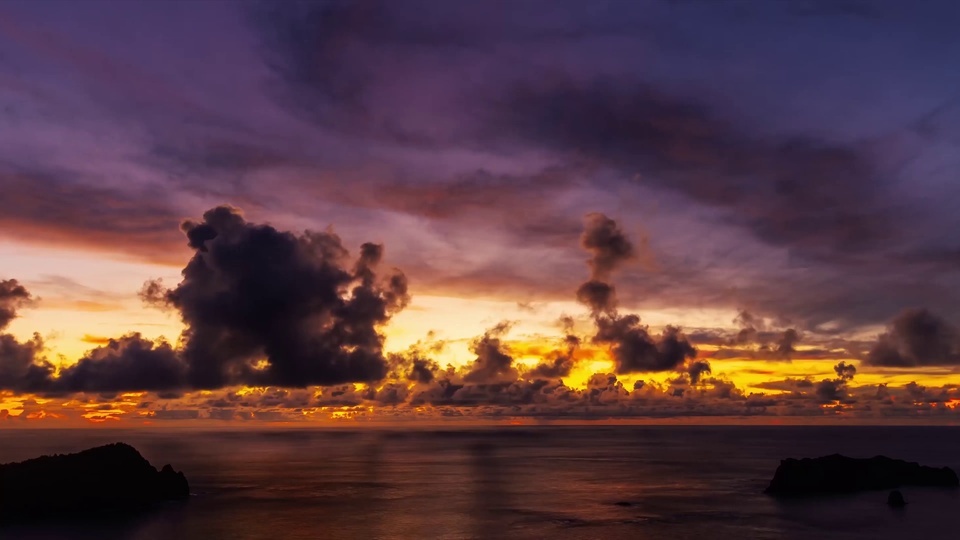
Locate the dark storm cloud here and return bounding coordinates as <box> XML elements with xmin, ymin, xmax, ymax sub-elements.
<box><xmin>407</xmin><ymin>358</ymin><xmax>440</xmax><ymax>384</ymax></box>
<box><xmin>594</xmin><ymin>318</ymin><xmax>697</xmax><ymax>374</ymax></box>
<box><xmin>815</xmin><ymin>379</ymin><xmax>848</xmax><ymax>403</ymax></box>
<box><xmin>0</xmin><ymin>279</ymin><xmax>32</xmax><ymax>329</ymax></box>
<box><xmin>753</xmin><ymin>378</ymin><xmax>816</xmax><ymax>392</ymax></box>
<box><xmin>574</xmin><ymin>213</ymin><xmax>698</xmax><ymax>374</ymax></box>
<box><xmin>866</xmin><ymin>308</ymin><xmax>960</xmax><ymax>367</ymax></box>
<box><xmin>441</xmin><ymin>379</ymin><xmax>564</xmax><ymax>408</ymax></box>
<box><xmin>527</xmin><ymin>331</ymin><xmax>580</xmax><ymax>380</ymax></box>
<box><xmin>0</xmin><ymin>333</ymin><xmax>52</xmax><ymax>393</ymax></box>
<box><xmin>53</xmin><ymin>334</ymin><xmax>185</xmax><ymax>393</ymax></box>
<box><xmin>775</xmin><ymin>329</ymin><xmax>801</xmax><ymax>358</ymax></box>
<box><xmin>387</xmin><ymin>350</ymin><xmax>442</xmax><ymax>384</ymax></box>
<box><xmin>758</xmin><ymin>362</ymin><xmax>857</xmax><ymax>404</ymax></box>
<box><xmin>527</xmin><ymin>357</ymin><xmax>573</xmax><ymax>380</ymax></box>
<box><xmin>156</xmin><ymin>205</ymin><xmax>409</xmax><ymax>389</ymax></box>
<box><xmin>0</xmin><ymin>280</ymin><xmax>54</xmax><ymax>393</ymax></box>
<box><xmin>385</xmin><ymin>333</ymin><xmax>448</xmax><ymax>384</ymax></box>
<box><xmin>463</xmin><ymin>322</ymin><xmax>518</xmax><ymax>384</ymax></box>
<box><xmin>0</xmin><ymin>206</ymin><xmax>410</xmax><ymax>394</ymax></box>
<box><xmin>580</xmin><ymin>213</ymin><xmax>634</xmax><ymax>281</ymax></box>
<box><xmin>573</xmin><ymin>213</ymin><xmax>634</xmax><ymax>316</ymax></box>
<box><xmin>834</xmin><ymin>361</ymin><xmax>857</xmax><ymax>381</ymax></box>
<box><xmin>686</xmin><ymin>360</ymin><xmax>712</xmax><ymax>385</ymax></box>
<box><xmin>688</xmin><ymin>311</ymin><xmax>812</xmax><ymax>360</ymax></box>
<box><xmin>576</xmin><ymin>280</ymin><xmax>617</xmax><ymax>317</ymax></box>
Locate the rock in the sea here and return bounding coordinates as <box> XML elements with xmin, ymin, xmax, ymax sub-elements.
<box><xmin>0</xmin><ymin>443</ymin><xmax>189</xmax><ymax>522</ymax></box>
<box><xmin>887</xmin><ymin>489</ymin><xmax>907</xmax><ymax>507</ymax></box>
<box><xmin>765</xmin><ymin>454</ymin><xmax>958</xmax><ymax>497</ymax></box>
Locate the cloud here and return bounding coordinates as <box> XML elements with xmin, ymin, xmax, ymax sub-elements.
<box><xmin>463</xmin><ymin>322</ymin><xmax>518</xmax><ymax>384</ymax></box>
<box><xmin>775</xmin><ymin>328</ymin><xmax>802</xmax><ymax>359</ymax></box>
<box><xmin>0</xmin><ymin>170</ymin><xmax>185</xmax><ymax>264</ymax></box>
<box><xmin>573</xmin><ymin>213</ymin><xmax>698</xmax><ymax>374</ymax></box>
<box><xmin>812</xmin><ymin>361</ymin><xmax>859</xmax><ymax>403</ymax></box>
<box><xmin>0</xmin><ymin>204</ymin><xmax>956</xmax><ymax>422</ymax></box>
<box><xmin>149</xmin><ymin>139</ymin><xmax>299</xmax><ymax>177</ymax></box>
<box><xmin>580</xmin><ymin>212</ymin><xmax>635</xmax><ymax>281</ymax></box>
<box><xmin>53</xmin><ymin>334</ymin><xmax>185</xmax><ymax>394</ymax></box>
<box><xmin>688</xmin><ymin>311</ymin><xmax>813</xmax><ymax>361</ymax></box>
<box><xmin>0</xmin><ymin>280</ymin><xmax>54</xmax><ymax>393</ymax></box>
<box><xmin>834</xmin><ymin>361</ymin><xmax>857</xmax><ymax>381</ymax></box>
<box><xmin>0</xmin><ymin>205</ymin><xmax>411</xmax><ymax>394</ymax></box>
<box><xmin>594</xmin><ymin>318</ymin><xmax>697</xmax><ymax>374</ymax></box>
<box><xmin>0</xmin><ymin>333</ymin><xmax>51</xmax><ymax>393</ymax></box>
<box><xmin>490</xmin><ymin>78</ymin><xmax>890</xmax><ymax>264</ymax></box>
<box><xmin>576</xmin><ymin>280</ymin><xmax>617</xmax><ymax>317</ymax></box>
<box><xmin>0</xmin><ymin>279</ymin><xmax>32</xmax><ymax>329</ymax></box>
<box><xmin>528</xmin><ymin>332</ymin><xmax>580</xmax><ymax>380</ymax></box>
<box><xmin>155</xmin><ymin>205</ymin><xmax>409</xmax><ymax>389</ymax></box>
<box><xmin>758</xmin><ymin>361</ymin><xmax>858</xmax><ymax>404</ymax></box>
<box><xmin>686</xmin><ymin>360</ymin><xmax>712</xmax><ymax>385</ymax></box>
<box><xmin>866</xmin><ymin>308</ymin><xmax>960</xmax><ymax>366</ymax></box>
<box><xmin>405</xmin><ymin>357</ymin><xmax>441</xmax><ymax>384</ymax></box>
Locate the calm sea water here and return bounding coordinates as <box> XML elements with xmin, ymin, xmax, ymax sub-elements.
<box><xmin>1</xmin><ymin>426</ymin><xmax>958</xmax><ymax>539</ymax></box>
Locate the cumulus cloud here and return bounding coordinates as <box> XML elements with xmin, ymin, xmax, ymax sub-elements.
<box><xmin>0</xmin><ymin>333</ymin><xmax>51</xmax><ymax>394</ymax></box>
<box><xmin>0</xmin><ymin>206</ymin><xmax>410</xmax><ymax>394</ymax></box>
<box><xmin>594</xmin><ymin>318</ymin><xmax>696</xmax><ymax>374</ymax></box>
<box><xmin>154</xmin><ymin>205</ymin><xmax>409</xmax><ymax>389</ymax></box>
<box><xmin>834</xmin><ymin>361</ymin><xmax>857</xmax><ymax>381</ymax></box>
<box><xmin>866</xmin><ymin>308</ymin><xmax>960</xmax><ymax>366</ymax></box>
<box><xmin>0</xmin><ymin>279</ymin><xmax>32</xmax><ymax>329</ymax></box>
<box><xmin>53</xmin><ymin>334</ymin><xmax>185</xmax><ymax>394</ymax></box>
<box><xmin>406</xmin><ymin>357</ymin><xmax>441</xmax><ymax>384</ymax></box>
<box><xmin>1</xmin><ymin>204</ymin><xmax>957</xmax><ymax>422</ymax></box>
<box><xmin>0</xmin><ymin>280</ymin><xmax>54</xmax><ymax>393</ymax></box>
<box><xmin>581</xmin><ymin>213</ymin><xmax>634</xmax><ymax>281</ymax></box>
<box><xmin>463</xmin><ymin>322</ymin><xmax>518</xmax><ymax>384</ymax></box>
<box><xmin>775</xmin><ymin>328</ymin><xmax>802</xmax><ymax>359</ymax></box>
<box><xmin>528</xmin><ymin>344</ymin><xmax>579</xmax><ymax>380</ymax></box>
<box><xmin>573</xmin><ymin>213</ymin><xmax>698</xmax><ymax>375</ymax></box>
<box><xmin>576</xmin><ymin>280</ymin><xmax>617</xmax><ymax>317</ymax></box>
<box><xmin>686</xmin><ymin>360</ymin><xmax>712</xmax><ymax>386</ymax></box>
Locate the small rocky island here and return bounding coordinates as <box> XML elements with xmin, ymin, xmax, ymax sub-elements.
<box><xmin>765</xmin><ymin>454</ymin><xmax>959</xmax><ymax>497</ymax></box>
<box><xmin>0</xmin><ymin>443</ymin><xmax>189</xmax><ymax>522</ymax></box>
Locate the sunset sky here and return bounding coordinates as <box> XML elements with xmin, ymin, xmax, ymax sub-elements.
<box><xmin>2</xmin><ymin>0</ymin><xmax>960</xmax><ymax>425</ymax></box>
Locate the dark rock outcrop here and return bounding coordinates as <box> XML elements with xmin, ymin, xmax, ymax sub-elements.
<box><xmin>0</xmin><ymin>443</ymin><xmax>189</xmax><ymax>522</ymax></box>
<box><xmin>765</xmin><ymin>454</ymin><xmax>959</xmax><ymax>497</ymax></box>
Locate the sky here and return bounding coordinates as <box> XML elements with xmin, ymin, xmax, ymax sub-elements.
<box><xmin>1</xmin><ymin>0</ymin><xmax>960</xmax><ymax>426</ymax></box>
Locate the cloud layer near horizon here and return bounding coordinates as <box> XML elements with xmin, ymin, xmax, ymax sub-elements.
<box><xmin>2</xmin><ymin>208</ymin><xmax>959</xmax><ymax>423</ymax></box>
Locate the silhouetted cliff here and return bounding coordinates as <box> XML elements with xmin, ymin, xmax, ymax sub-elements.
<box><xmin>765</xmin><ymin>454</ymin><xmax>958</xmax><ymax>497</ymax></box>
<box><xmin>0</xmin><ymin>443</ymin><xmax>189</xmax><ymax>522</ymax></box>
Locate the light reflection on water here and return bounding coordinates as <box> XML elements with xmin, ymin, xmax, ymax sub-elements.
<box><xmin>1</xmin><ymin>426</ymin><xmax>958</xmax><ymax>539</ymax></box>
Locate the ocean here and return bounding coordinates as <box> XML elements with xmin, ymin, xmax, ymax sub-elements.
<box><xmin>1</xmin><ymin>426</ymin><xmax>958</xmax><ymax>539</ymax></box>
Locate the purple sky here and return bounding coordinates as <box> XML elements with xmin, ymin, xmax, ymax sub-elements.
<box><xmin>2</xmin><ymin>0</ymin><xmax>960</xmax><ymax>423</ymax></box>
<box><xmin>3</xmin><ymin>0</ymin><xmax>960</xmax><ymax>331</ymax></box>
